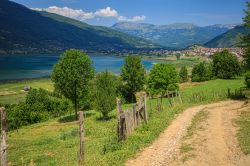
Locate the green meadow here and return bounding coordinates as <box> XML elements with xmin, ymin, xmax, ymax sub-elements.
<box><xmin>3</xmin><ymin>78</ymin><xmax>244</xmax><ymax>165</ymax></box>
<box><xmin>0</xmin><ymin>78</ymin><xmax>53</xmax><ymax>104</ymax></box>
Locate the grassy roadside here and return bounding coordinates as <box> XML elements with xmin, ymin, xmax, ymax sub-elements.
<box><xmin>6</xmin><ymin>78</ymin><xmax>244</xmax><ymax>165</ymax></box>
<box><xmin>235</xmin><ymin>103</ymin><xmax>250</xmax><ymax>155</ymax></box>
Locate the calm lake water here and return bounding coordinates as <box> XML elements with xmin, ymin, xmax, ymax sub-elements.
<box><xmin>0</xmin><ymin>54</ymin><xmax>155</xmax><ymax>81</ymax></box>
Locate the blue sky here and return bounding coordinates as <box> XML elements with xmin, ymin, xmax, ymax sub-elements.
<box><xmin>12</xmin><ymin>0</ymin><xmax>247</xmax><ymax>26</ymax></box>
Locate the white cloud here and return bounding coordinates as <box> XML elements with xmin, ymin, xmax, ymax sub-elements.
<box><xmin>33</xmin><ymin>6</ymin><xmax>95</xmax><ymax>21</ymax></box>
<box><xmin>95</xmin><ymin>7</ymin><xmax>118</xmax><ymax>17</ymax></box>
<box><xmin>32</xmin><ymin>6</ymin><xmax>146</xmax><ymax>22</ymax></box>
<box><xmin>118</xmin><ymin>15</ymin><xmax>146</xmax><ymax>22</ymax></box>
<box><xmin>31</xmin><ymin>8</ymin><xmax>43</xmax><ymax>11</ymax></box>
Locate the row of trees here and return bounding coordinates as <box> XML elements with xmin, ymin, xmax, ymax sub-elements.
<box><xmin>51</xmin><ymin>46</ymin><xmax>244</xmax><ymax>119</ymax></box>
<box><xmin>51</xmin><ymin>49</ymin><xmax>180</xmax><ymax>119</ymax></box>
<box><xmin>179</xmin><ymin>50</ymin><xmax>241</xmax><ymax>83</ymax></box>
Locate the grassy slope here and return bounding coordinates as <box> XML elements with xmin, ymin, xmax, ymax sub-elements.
<box><xmin>7</xmin><ymin>78</ymin><xmax>244</xmax><ymax>165</ymax></box>
<box><xmin>0</xmin><ymin>78</ymin><xmax>53</xmax><ymax>104</ymax></box>
<box><xmin>205</xmin><ymin>26</ymin><xmax>249</xmax><ymax>48</ymax></box>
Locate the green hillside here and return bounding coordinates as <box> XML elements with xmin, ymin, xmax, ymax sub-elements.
<box><xmin>0</xmin><ymin>0</ymin><xmax>159</xmax><ymax>55</ymax></box>
<box><xmin>205</xmin><ymin>26</ymin><xmax>249</xmax><ymax>48</ymax></box>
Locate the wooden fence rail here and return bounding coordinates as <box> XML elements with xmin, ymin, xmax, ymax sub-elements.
<box><xmin>117</xmin><ymin>95</ymin><xmax>148</xmax><ymax>141</ymax></box>
<box><xmin>1</xmin><ymin>107</ymin><xmax>7</xmax><ymax>166</ymax></box>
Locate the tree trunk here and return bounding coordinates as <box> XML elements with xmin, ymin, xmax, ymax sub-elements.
<box><xmin>160</xmin><ymin>95</ymin><xmax>163</xmax><ymax>111</ymax></box>
<box><xmin>149</xmin><ymin>95</ymin><xmax>152</xmax><ymax>112</ymax></box>
<box><xmin>75</xmin><ymin>99</ymin><xmax>78</xmax><ymax>120</ymax></box>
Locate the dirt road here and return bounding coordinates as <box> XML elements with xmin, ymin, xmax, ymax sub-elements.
<box><xmin>126</xmin><ymin>100</ymin><xmax>250</xmax><ymax>166</ymax></box>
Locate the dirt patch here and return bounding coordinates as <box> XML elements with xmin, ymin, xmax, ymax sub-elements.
<box><xmin>179</xmin><ymin>82</ymin><xmax>206</xmax><ymax>90</ymax></box>
<box><xmin>126</xmin><ymin>100</ymin><xmax>250</xmax><ymax>166</ymax></box>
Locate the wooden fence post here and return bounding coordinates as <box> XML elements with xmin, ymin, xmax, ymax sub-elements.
<box><xmin>132</xmin><ymin>104</ymin><xmax>137</xmax><ymax>128</ymax></box>
<box><xmin>117</xmin><ymin>98</ymin><xmax>123</xmax><ymax>141</ymax></box>
<box><xmin>1</xmin><ymin>107</ymin><xmax>7</xmax><ymax>166</ymax></box>
<box><xmin>78</xmin><ymin>111</ymin><xmax>84</xmax><ymax>165</ymax></box>
<box><xmin>143</xmin><ymin>95</ymin><xmax>148</xmax><ymax>123</ymax></box>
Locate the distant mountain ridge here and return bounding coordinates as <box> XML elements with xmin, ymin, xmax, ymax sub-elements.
<box><xmin>0</xmin><ymin>0</ymin><xmax>159</xmax><ymax>55</ymax></box>
<box><xmin>205</xmin><ymin>25</ymin><xmax>250</xmax><ymax>48</ymax></box>
<box><xmin>112</xmin><ymin>22</ymin><xmax>239</xmax><ymax>49</ymax></box>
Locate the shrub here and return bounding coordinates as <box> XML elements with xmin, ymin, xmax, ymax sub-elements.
<box><xmin>212</xmin><ymin>50</ymin><xmax>241</xmax><ymax>79</ymax></box>
<box><xmin>191</xmin><ymin>62</ymin><xmax>213</xmax><ymax>82</ymax></box>
<box><xmin>6</xmin><ymin>88</ymin><xmax>72</xmax><ymax>130</ymax></box>
<box><xmin>245</xmin><ymin>71</ymin><xmax>250</xmax><ymax>88</ymax></box>
<box><xmin>7</xmin><ymin>102</ymin><xmax>49</xmax><ymax>130</ymax></box>
<box><xmin>179</xmin><ymin>66</ymin><xmax>188</xmax><ymax>83</ymax></box>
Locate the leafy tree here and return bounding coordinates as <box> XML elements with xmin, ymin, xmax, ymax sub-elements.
<box><xmin>147</xmin><ymin>63</ymin><xmax>179</xmax><ymax>108</ymax></box>
<box><xmin>94</xmin><ymin>71</ymin><xmax>118</xmax><ymax>119</ymax></box>
<box><xmin>51</xmin><ymin>49</ymin><xmax>94</xmax><ymax>119</ymax></box>
<box><xmin>191</xmin><ymin>62</ymin><xmax>213</xmax><ymax>82</ymax></box>
<box><xmin>212</xmin><ymin>50</ymin><xmax>240</xmax><ymax>79</ymax></box>
<box><xmin>242</xmin><ymin>2</ymin><xmax>250</xmax><ymax>70</ymax></box>
<box><xmin>179</xmin><ymin>66</ymin><xmax>188</xmax><ymax>83</ymax></box>
<box><xmin>121</xmin><ymin>55</ymin><xmax>146</xmax><ymax>102</ymax></box>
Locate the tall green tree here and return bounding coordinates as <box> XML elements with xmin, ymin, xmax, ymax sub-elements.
<box><xmin>51</xmin><ymin>49</ymin><xmax>94</xmax><ymax>119</ymax></box>
<box><xmin>94</xmin><ymin>71</ymin><xmax>118</xmax><ymax>119</ymax></box>
<box><xmin>121</xmin><ymin>55</ymin><xmax>146</xmax><ymax>102</ymax></box>
<box><xmin>147</xmin><ymin>63</ymin><xmax>179</xmax><ymax>108</ymax></box>
<box><xmin>179</xmin><ymin>66</ymin><xmax>188</xmax><ymax>83</ymax></box>
<box><xmin>242</xmin><ymin>2</ymin><xmax>250</xmax><ymax>70</ymax></box>
<box><xmin>212</xmin><ymin>50</ymin><xmax>240</xmax><ymax>79</ymax></box>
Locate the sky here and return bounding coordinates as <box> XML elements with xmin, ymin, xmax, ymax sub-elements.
<box><xmin>12</xmin><ymin>0</ymin><xmax>248</xmax><ymax>27</ymax></box>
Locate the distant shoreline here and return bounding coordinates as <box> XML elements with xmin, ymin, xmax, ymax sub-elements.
<box><xmin>0</xmin><ymin>76</ymin><xmax>51</xmax><ymax>84</ymax></box>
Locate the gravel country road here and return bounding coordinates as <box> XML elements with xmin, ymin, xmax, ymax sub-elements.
<box><xmin>126</xmin><ymin>100</ymin><xmax>250</xmax><ymax>166</ymax></box>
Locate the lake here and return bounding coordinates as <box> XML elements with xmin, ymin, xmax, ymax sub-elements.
<box><xmin>0</xmin><ymin>54</ymin><xmax>155</xmax><ymax>81</ymax></box>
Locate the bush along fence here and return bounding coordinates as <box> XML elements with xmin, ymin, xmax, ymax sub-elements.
<box><xmin>117</xmin><ymin>94</ymin><xmax>148</xmax><ymax>141</ymax></box>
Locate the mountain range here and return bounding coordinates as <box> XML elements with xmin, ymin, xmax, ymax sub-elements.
<box><xmin>0</xmin><ymin>0</ymin><xmax>159</xmax><ymax>55</ymax></box>
<box><xmin>112</xmin><ymin>22</ymin><xmax>240</xmax><ymax>49</ymax></box>
<box><xmin>0</xmin><ymin>0</ymin><xmax>249</xmax><ymax>55</ymax></box>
